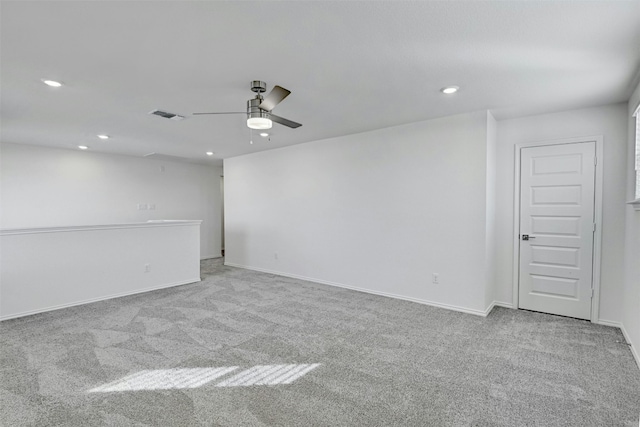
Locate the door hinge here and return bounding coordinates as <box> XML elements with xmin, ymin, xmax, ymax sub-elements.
<box><xmin>592</xmin><ymin>223</ymin><xmax>596</xmax><ymax>232</ymax></box>
<box><xmin>594</xmin><ymin>156</ymin><xmax>597</xmax><ymax>165</ymax></box>
<box><xmin>591</xmin><ymin>289</ymin><xmax>594</xmax><ymax>298</ymax></box>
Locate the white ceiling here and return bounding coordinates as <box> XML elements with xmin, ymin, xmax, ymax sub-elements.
<box><xmin>2</xmin><ymin>1</ymin><xmax>639</xmax><ymax>166</ymax></box>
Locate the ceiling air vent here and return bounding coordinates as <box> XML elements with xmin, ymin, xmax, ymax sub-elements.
<box><xmin>148</xmin><ymin>109</ymin><xmax>185</xmax><ymax>121</ymax></box>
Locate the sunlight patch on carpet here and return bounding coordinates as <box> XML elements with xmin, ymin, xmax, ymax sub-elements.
<box><xmin>215</xmin><ymin>364</ymin><xmax>321</xmax><ymax>387</ymax></box>
<box><xmin>89</xmin><ymin>363</ymin><xmax>321</xmax><ymax>392</ymax></box>
<box><xmin>89</xmin><ymin>367</ymin><xmax>238</xmax><ymax>392</ymax></box>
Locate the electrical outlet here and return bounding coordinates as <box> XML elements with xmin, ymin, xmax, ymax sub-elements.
<box><xmin>432</xmin><ymin>273</ymin><xmax>439</xmax><ymax>284</ymax></box>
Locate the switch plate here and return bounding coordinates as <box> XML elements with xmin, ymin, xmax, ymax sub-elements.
<box><xmin>432</xmin><ymin>273</ymin><xmax>439</xmax><ymax>284</ymax></box>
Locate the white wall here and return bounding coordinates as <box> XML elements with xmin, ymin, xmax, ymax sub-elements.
<box><xmin>495</xmin><ymin>103</ymin><xmax>629</xmax><ymax>323</ymax></box>
<box><xmin>225</xmin><ymin>104</ymin><xmax>629</xmax><ymax>324</ymax></box>
<box><xmin>225</xmin><ymin>111</ymin><xmax>492</xmax><ymax>315</ymax></box>
<box><xmin>0</xmin><ymin>143</ymin><xmax>223</xmax><ymax>259</ymax></box>
<box><xmin>623</xmin><ymin>82</ymin><xmax>640</xmax><ymax>366</ymax></box>
<box><xmin>1</xmin><ymin>221</ymin><xmax>201</xmax><ymax>320</ymax></box>
<box><xmin>485</xmin><ymin>112</ymin><xmax>498</xmax><ymax>309</ymax></box>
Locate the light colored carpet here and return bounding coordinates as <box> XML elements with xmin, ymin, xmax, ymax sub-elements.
<box><xmin>1</xmin><ymin>258</ymin><xmax>639</xmax><ymax>426</ymax></box>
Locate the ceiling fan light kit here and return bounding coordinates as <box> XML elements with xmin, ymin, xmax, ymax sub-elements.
<box><xmin>247</xmin><ymin>96</ymin><xmax>273</xmax><ymax>129</ymax></box>
<box><xmin>247</xmin><ymin>117</ymin><xmax>272</xmax><ymax>129</ymax></box>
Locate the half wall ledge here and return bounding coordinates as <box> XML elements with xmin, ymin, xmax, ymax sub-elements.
<box><xmin>0</xmin><ymin>220</ymin><xmax>202</xmax><ymax>320</ymax></box>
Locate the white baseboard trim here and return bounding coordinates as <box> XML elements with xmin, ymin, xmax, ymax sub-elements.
<box><xmin>201</xmin><ymin>255</ymin><xmax>223</xmax><ymax>260</ymax></box>
<box><xmin>483</xmin><ymin>301</ymin><xmax>497</xmax><ymax>316</ymax></box>
<box><xmin>620</xmin><ymin>323</ymin><xmax>640</xmax><ymax>370</ymax></box>
<box><xmin>484</xmin><ymin>301</ymin><xmax>514</xmax><ymax>316</ymax></box>
<box><xmin>594</xmin><ymin>319</ymin><xmax>639</xmax><ymax>371</ymax></box>
<box><xmin>0</xmin><ymin>277</ymin><xmax>202</xmax><ymax>322</ymax></box>
<box><xmin>494</xmin><ymin>301</ymin><xmax>513</xmax><ymax>309</ymax></box>
<box><xmin>594</xmin><ymin>319</ymin><xmax>622</xmax><ymax>328</ymax></box>
<box><xmin>224</xmin><ymin>262</ymin><xmax>489</xmax><ymax>317</ymax></box>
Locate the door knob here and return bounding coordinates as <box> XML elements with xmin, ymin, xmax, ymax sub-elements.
<box><xmin>522</xmin><ymin>234</ymin><xmax>536</xmax><ymax>241</ymax></box>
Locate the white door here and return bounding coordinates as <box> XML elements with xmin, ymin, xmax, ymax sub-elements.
<box><xmin>518</xmin><ymin>141</ymin><xmax>596</xmax><ymax>320</ymax></box>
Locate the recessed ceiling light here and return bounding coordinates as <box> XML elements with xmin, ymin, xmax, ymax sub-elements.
<box><xmin>259</xmin><ymin>133</ymin><xmax>269</xmax><ymax>137</ymax></box>
<box><xmin>441</xmin><ymin>86</ymin><xmax>459</xmax><ymax>94</ymax></box>
<box><xmin>78</xmin><ymin>145</ymin><xmax>89</xmax><ymax>150</ymax></box>
<box><xmin>42</xmin><ymin>79</ymin><xmax>63</xmax><ymax>87</ymax></box>
<box><xmin>97</xmin><ymin>134</ymin><xmax>110</xmax><ymax>140</ymax></box>
<box><xmin>206</xmin><ymin>152</ymin><xmax>214</xmax><ymax>156</ymax></box>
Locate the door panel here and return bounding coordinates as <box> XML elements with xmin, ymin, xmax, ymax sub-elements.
<box><xmin>530</xmin><ymin>216</ymin><xmax>582</xmax><ymax>235</ymax></box>
<box><xmin>531</xmin><ymin>185</ymin><xmax>582</xmax><ymax>205</ymax></box>
<box><xmin>518</xmin><ymin>142</ymin><xmax>595</xmax><ymax>320</ymax></box>
<box><xmin>530</xmin><ymin>246</ymin><xmax>579</xmax><ymax>267</ymax></box>
<box><xmin>530</xmin><ymin>275</ymin><xmax>578</xmax><ymax>298</ymax></box>
<box><xmin>531</xmin><ymin>154</ymin><xmax>583</xmax><ymax>175</ymax></box>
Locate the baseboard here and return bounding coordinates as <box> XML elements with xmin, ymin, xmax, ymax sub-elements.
<box><xmin>595</xmin><ymin>319</ymin><xmax>639</xmax><ymax>371</ymax></box>
<box><xmin>494</xmin><ymin>301</ymin><xmax>513</xmax><ymax>309</ymax></box>
<box><xmin>224</xmin><ymin>262</ymin><xmax>489</xmax><ymax>317</ymax></box>
<box><xmin>0</xmin><ymin>277</ymin><xmax>202</xmax><ymax>322</ymax></box>
<box><xmin>620</xmin><ymin>323</ymin><xmax>640</xmax><ymax>370</ymax></box>
<box><xmin>594</xmin><ymin>319</ymin><xmax>622</xmax><ymax>328</ymax></box>
<box><xmin>484</xmin><ymin>301</ymin><xmax>514</xmax><ymax>316</ymax></box>
<box><xmin>483</xmin><ymin>301</ymin><xmax>497</xmax><ymax>316</ymax></box>
<box><xmin>201</xmin><ymin>255</ymin><xmax>223</xmax><ymax>260</ymax></box>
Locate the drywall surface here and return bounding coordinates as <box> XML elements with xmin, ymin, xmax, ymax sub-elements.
<box><xmin>0</xmin><ymin>221</ymin><xmax>201</xmax><ymax>319</ymax></box>
<box><xmin>495</xmin><ymin>103</ymin><xmax>629</xmax><ymax>324</ymax></box>
<box><xmin>485</xmin><ymin>111</ymin><xmax>499</xmax><ymax>309</ymax></box>
<box><xmin>225</xmin><ymin>111</ymin><xmax>490</xmax><ymax>314</ymax></box>
<box><xmin>0</xmin><ymin>143</ymin><xmax>222</xmax><ymax>259</ymax></box>
<box><xmin>623</xmin><ymin>82</ymin><xmax>640</xmax><ymax>367</ymax></box>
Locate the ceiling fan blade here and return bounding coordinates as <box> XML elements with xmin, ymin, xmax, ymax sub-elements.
<box><xmin>259</xmin><ymin>85</ymin><xmax>291</xmax><ymax>111</ymax></box>
<box><xmin>270</xmin><ymin>114</ymin><xmax>302</xmax><ymax>128</ymax></box>
<box><xmin>192</xmin><ymin>112</ymin><xmax>245</xmax><ymax>115</ymax></box>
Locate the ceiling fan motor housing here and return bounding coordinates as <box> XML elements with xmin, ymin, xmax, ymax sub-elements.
<box><xmin>246</xmin><ymin>96</ymin><xmax>272</xmax><ymax>129</ymax></box>
<box><xmin>247</xmin><ymin>97</ymin><xmax>269</xmax><ymax>119</ymax></box>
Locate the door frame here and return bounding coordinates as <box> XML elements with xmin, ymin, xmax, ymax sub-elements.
<box><xmin>511</xmin><ymin>135</ymin><xmax>604</xmax><ymax>322</ymax></box>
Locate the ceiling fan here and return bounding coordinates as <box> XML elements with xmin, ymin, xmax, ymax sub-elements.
<box><xmin>193</xmin><ymin>81</ymin><xmax>302</xmax><ymax>130</ymax></box>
